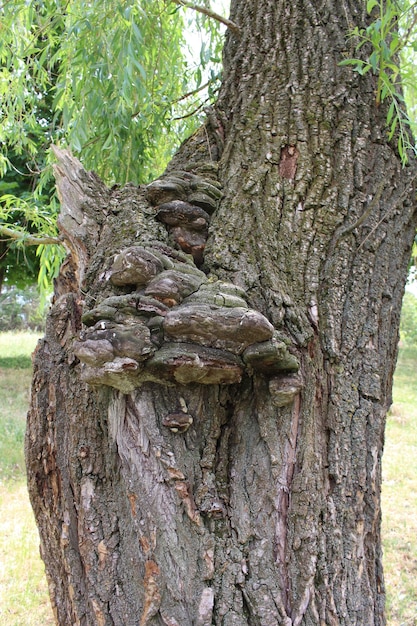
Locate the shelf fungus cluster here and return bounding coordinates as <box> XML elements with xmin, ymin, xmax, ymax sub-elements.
<box><xmin>145</xmin><ymin>170</ymin><xmax>222</xmax><ymax>265</ymax></box>
<box><xmin>73</xmin><ymin>243</ymin><xmax>301</xmax><ymax>403</ymax></box>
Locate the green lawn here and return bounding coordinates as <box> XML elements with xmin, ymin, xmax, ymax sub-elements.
<box><xmin>0</xmin><ymin>333</ymin><xmax>40</xmax><ymax>481</ymax></box>
<box><xmin>0</xmin><ymin>482</ymin><xmax>55</xmax><ymax>626</ymax></box>
<box><xmin>383</xmin><ymin>346</ymin><xmax>417</xmax><ymax>626</ymax></box>
<box><xmin>0</xmin><ymin>331</ymin><xmax>415</xmax><ymax>625</ymax></box>
<box><xmin>0</xmin><ymin>332</ymin><xmax>55</xmax><ymax>625</ymax></box>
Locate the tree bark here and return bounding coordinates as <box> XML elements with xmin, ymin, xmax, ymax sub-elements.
<box><xmin>27</xmin><ymin>1</ymin><xmax>417</xmax><ymax>625</ymax></box>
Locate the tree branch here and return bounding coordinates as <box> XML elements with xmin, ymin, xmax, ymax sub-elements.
<box><xmin>172</xmin><ymin>98</ymin><xmax>209</xmax><ymax>121</ymax></box>
<box><xmin>171</xmin><ymin>0</ymin><xmax>240</xmax><ymax>35</ymax></box>
<box><xmin>171</xmin><ymin>78</ymin><xmax>214</xmax><ymax>104</ymax></box>
<box><xmin>0</xmin><ymin>224</ymin><xmax>63</xmax><ymax>246</ymax></box>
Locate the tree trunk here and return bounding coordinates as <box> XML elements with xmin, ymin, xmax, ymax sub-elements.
<box><xmin>27</xmin><ymin>1</ymin><xmax>417</xmax><ymax>625</ymax></box>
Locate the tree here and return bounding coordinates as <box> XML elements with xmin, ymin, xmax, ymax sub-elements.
<box><xmin>26</xmin><ymin>1</ymin><xmax>417</xmax><ymax>624</ymax></box>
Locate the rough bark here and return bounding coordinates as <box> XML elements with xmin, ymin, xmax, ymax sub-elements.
<box><xmin>26</xmin><ymin>1</ymin><xmax>417</xmax><ymax>625</ymax></box>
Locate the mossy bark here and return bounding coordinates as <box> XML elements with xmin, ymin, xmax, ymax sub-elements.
<box><xmin>26</xmin><ymin>1</ymin><xmax>417</xmax><ymax>624</ymax></box>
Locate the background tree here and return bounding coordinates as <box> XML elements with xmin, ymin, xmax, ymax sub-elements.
<box><xmin>400</xmin><ymin>290</ymin><xmax>417</xmax><ymax>344</ymax></box>
<box><xmin>24</xmin><ymin>1</ymin><xmax>417</xmax><ymax>625</ymax></box>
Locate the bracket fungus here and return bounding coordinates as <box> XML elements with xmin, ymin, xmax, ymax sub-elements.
<box><xmin>156</xmin><ymin>200</ymin><xmax>210</xmax><ymax>230</ymax></box>
<box><xmin>162</xmin><ymin>412</ymin><xmax>194</xmax><ymax>433</ymax></box>
<box><xmin>145</xmin><ymin>171</ymin><xmax>222</xmax><ymax>264</ymax></box>
<box><xmin>242</xmin><ymin>332</ymin><xmax>300</xmax><ymax>374</ymax></box>
<box><xmin>144</xmin><ymin>176</ymin><xmax>188</xmax><ymax>206</ymax></box>
<box><xmin>145</xmin><ymin>170</ymin><xmax>222</xmax><ymax>215</ymax></box>
<box><xmin>144</xmin><ymin>267</ymin><xmax>207</xmax><ymax>306</ymax></box>
<box><xmin>163</xmin><ymin>305</ymin><xmax>274</xmax><ymax>354</ymax></box>
<box><xmin>76</xmin><ymin>319</ymin><xmax>155</xmax><ymax>363</ymax></box>
<box><xmin>146</xmin><ymin>343</ymin><xmax>244</xmax><ymax>385</ymax></box>
<box><xmin>109</xmin><ymin>246</ymin><xmax>164</xmax><ymax>287</ymax></box>
<box><xmin>74</xmin><ymin>231</ymin><xmax>301</xmax><ymax>398</ymax></box>
<box><xmin>269</xmin><ymin>374</ymin><xmax>303</xmax><ymax>407</ymax></box>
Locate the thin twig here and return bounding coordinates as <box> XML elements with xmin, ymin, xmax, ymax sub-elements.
<box><xmin>171</xmin><ymin>0</ymin><xmax>240</xmax><ymax>35</ymax></box>
<box><xmin>0</xmin><ymin>225</ymin><xmax>63</xmax><ymax>246</ymax></box>
<box><xmin>400</xmin><ymin>5</ymin><xmax>417</xmax><ymax>48</ymax></box>
<box><xmin>172</xmin><ymin>96</ymin><xmax>211</xmax><ymax>120</ymax></box>
<box><xmin>131</xmin><ymin>79</ymin><xmax>217</xmax><ymax>120</ymax></box>
<box><xmin>171</xmin><ymin>78</ymin><xmax>214</xmax><ymax>104</ymax></box>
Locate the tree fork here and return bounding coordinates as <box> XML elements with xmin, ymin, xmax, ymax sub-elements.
<box><xmin>27</xmin><ymin>1</ymin><xmax>417</xmax><ymax>624</ymax></box>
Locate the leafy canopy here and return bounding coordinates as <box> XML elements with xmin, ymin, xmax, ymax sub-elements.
<box><xmin>0</xmin><ymin>0</ymin><xmax>224</xmax><ymax>291</ymax></box>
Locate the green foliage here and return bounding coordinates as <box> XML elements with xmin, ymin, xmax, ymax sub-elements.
<box><xmin>400</xmin><ymin>290</ymin><xmax>417</xmax><ymax>345</ymax></box>
<box><xmin>0</xmin><ymin>126</ymin><xmax>60</xmax><ymax>291</ymax></box>
<box><xmin>0</xmin><ymin>188</ymin><xmax>63</xmax><ymax>295</ymax></box>
<box><xmin>339</xmin><ymin>0</ymin><xmax>417</xmax><ymax>165</ymax></box>
<box><xmin>0</xmin><ymin>1</ymin><xmax>68</xmax><ymax>289</ymax></box>
<box><xmin>53</xmin><ymin>1</ymin><xmax>191</xmax><ymax>184</ymax></box>
<box><xmin>0</xmin><ymin>0</ymin><xmax>220</xmax><ymax>187</ymax></box>
<box><xmin>0</xmin><ymin>0</ymin><xmax>225</xmax><ymax>291</ymax></box>
<box><xmin>178</xmin><ymin>1</ymin><xmax>226</xmax><ymax>117</ymax></box>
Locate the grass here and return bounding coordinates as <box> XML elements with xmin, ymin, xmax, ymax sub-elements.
<box><xmin>0</xmin><ymin>331</ymin><xmax>39</xmax><ymax>370</ymax></box>
<box><xmin>0</xmin><ymin>331</ymin><xmax>415</xmax><ymax>625</ymax></box>
<box><xmin>383</xmin><ymin>346</ymin><xmax>417</xmax><ymax>626</ymax></box>
<box><xmin>0</xmin><ymin>331</ymin><xmax>55</xmax><ymax>626</ymax></box>
<box><xmin>0</xmin><ymin>332</ymin><xmax>40</xmax><ymax>481</ymax></box>
<box><xmin>0</xmin><ymin>482</ymin><xmax>55</xmax><ymax>626</ymax></box>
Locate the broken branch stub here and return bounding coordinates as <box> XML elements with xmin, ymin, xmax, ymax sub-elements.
<box><xmin>52</xmin><ymin>146</ymin><xmax>109</xmax><ymax>285</ymax></box>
